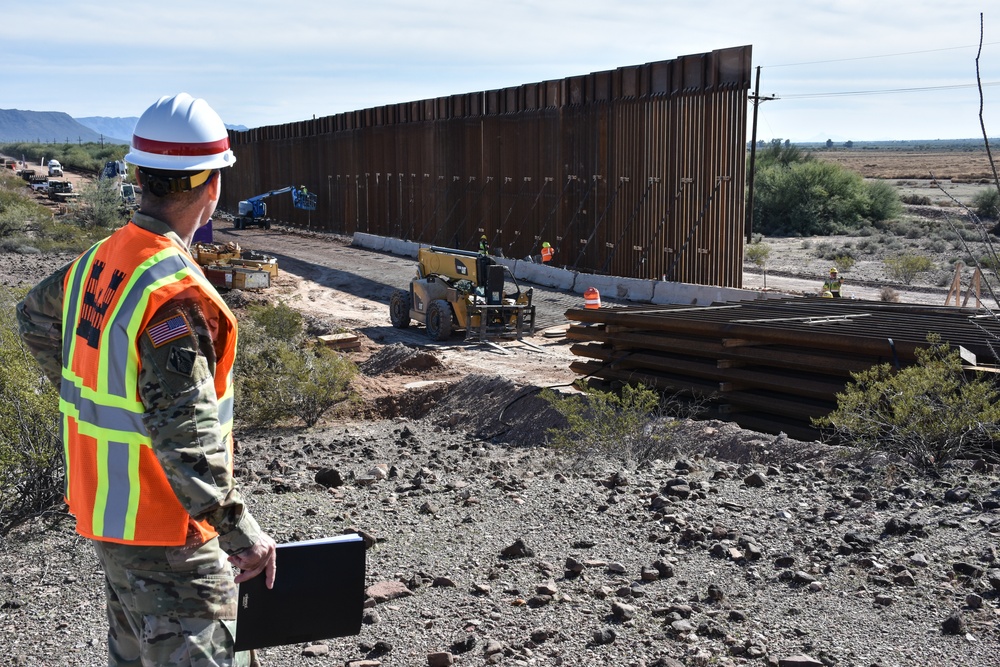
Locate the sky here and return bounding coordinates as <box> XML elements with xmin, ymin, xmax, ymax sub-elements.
<box><xmin>2</xmin><ymin>1</ymin><xmax>998</xmax><ymax>143</ymax></box>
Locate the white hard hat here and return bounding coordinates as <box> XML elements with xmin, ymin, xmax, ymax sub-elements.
<box><xmin>125</xmin><ymin>93</ymin><xmax>236</xmax><ymax>171</ymax></box>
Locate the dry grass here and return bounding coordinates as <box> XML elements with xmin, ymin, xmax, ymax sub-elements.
<box><xmin>812</xmin><ymin>148</ymin><xmax>996</xmax><ymax>182</ymax></box>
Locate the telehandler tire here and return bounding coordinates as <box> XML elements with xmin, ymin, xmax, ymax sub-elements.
<box><xmin>425</xmin><ymin>299</ymin><xmax>453</xmax><ymax>341</ymax></box>
<box><xmin>389</xmin><ymin>290</ymin><xmax>412</xmax><ymax>328</ymax></box>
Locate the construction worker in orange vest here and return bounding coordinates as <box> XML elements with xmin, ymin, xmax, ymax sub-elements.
<box><xmin>17</xmin><ymin>93</ymin><xmax>276</xmax><ymax>667</ymax></box>
<box><xmin>541</xmin><ymin>241</ymin><xmax>554</xmax><ymax>263</ymax></box>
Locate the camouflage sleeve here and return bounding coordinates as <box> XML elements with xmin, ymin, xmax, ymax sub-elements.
<box><xmin>137</xmin><ymin>300</ymin><xmax>263</xmax><ymax>555</ymax></box>
<box><xmin>16</xmin><ymin>261</ymin><xmax>73</xmax><ymax>387</ymax></box>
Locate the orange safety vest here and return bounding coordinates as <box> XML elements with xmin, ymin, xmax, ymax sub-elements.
<box><xmin>60</xmin><ymin>222</ymin><xmax>237</xmax><ymax>546</ymax></box>
<box><xmin>541</xmin><ymin>246</ymin><xmax>554</xmax><ymax>263</ymax></box>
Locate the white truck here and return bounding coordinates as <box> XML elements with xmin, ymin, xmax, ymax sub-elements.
<box><xmin>48</xmin><ymin>160</ymin><xmax>63</xmax><ymax>177</ymax></box>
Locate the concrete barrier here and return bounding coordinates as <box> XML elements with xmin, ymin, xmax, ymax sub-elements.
<box><xmin>352</xmin><ymin>233</ymin><xmax>792</xmax><ymax>306</ymax></box>
<box><xmin>651</xmin><ymin>281</ymin><xmax>784</xmax><ymax>306</ymax></box>
<box><xmin>352</xmin><ymin>233</ymin><xmax>385</xmax><ymax>252</ymax></box>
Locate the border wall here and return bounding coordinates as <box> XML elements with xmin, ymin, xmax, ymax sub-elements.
<box><xmin>223</xmin><ymin>45</ymin><xmax>752</xmax><ymax>287</ymax></box>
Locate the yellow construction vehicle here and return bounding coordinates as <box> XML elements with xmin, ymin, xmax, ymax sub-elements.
<box><xmin>389</xmin><ymin>246</ymin><xmax>536</xmax><ymax>342</ymax></box>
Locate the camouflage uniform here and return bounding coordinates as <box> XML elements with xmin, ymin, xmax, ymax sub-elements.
<box><xmin>17</xmin><ymin>213</ymin><xmax>262</xmax><ymax>667</ymax></box>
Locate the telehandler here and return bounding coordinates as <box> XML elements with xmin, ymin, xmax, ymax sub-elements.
<box><xmin>389</xmin><ymin>246</ymin><xmax>536</xmax><ymax>342</ymax></box>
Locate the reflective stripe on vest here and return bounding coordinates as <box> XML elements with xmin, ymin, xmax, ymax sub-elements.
<box><xmin>60</xmin><ymin>223</ymin><xmax>237</xmax><ymax>545</ymax></box>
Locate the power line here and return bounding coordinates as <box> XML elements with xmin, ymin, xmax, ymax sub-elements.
<box><xmin>780</xmin><ymin>80</ymin><xmax>1000</xmax><ymax>99</ymax></box>
<box><xmin>766</xmin><ymin>41</ymin><xmax>1000</xmax><ymax>68</ymax></box>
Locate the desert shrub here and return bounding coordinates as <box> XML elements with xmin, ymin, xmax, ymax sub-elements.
<box><xmin>744</xmin><ymin>240</ymin><xmax>772</xmax><ymax>289</ymax></box>
<box><xmin>246</xmin><ymin>301</ymin><xmax>303</xmax><ymax>342</ymax></box>
<box><xmin>884</xmin><ymin>253</ymin><xmax>933</xmax><ymax>284</ymax></box>
<box><xmin>234</xmin><ymin>306</ymin><xmax>357</xmax><ymax>428</ymax></box>
<box><xmin>75</xmin><ymin>177</ymin><xmax>129</xmax><ymax>230</ymax></box>
<box><xmin>972</xmin><ymin>187</ymin><xmax>1000</xmax><ymax>220</ymax></box>
<box><xmin>800</xmin><ymin>239</ymin><xmax>812</xmax><ymax>249</ymax></box>
<box><xmin>0</xmin><ymin>288</ymin><xmax>63</xmax><ymax>536</ymax></box>
<box><xmin>926</xmin><ymin>239</ymin><xmax>947</xmax><ymax>253</ymax></box>
<box><xmin>752</xmin><ymin>158</ymin><xmax>900</xmax><ymax>236</ymax></box>
<box><xmin>813</xmin><ymin>241</ymin><xmax>833</xmax><ymax>258</ymax></box>
<box><xmin>901</xmin><ymin>193</ymin><xmax>932</xmax><ymax>205</ymax></box>
<box><xmin>540</xmin><ymin>383</ymin><xmax>680</xmax><ymax>465</ymax></box>
<box><xmin>955</xmin><ymin>227</ymin><xmax>982</xmax><ymax>242</ymax></box>
<box><xmin>744</xmin><ymin>240</ymin><xmax>771</xmax><ymax>267</ymax></box>
<box><xmin>0</xmin><ymin>176</ymin><xmax>53</xmax><ymax>238</ymax></box>
<box><xmin>856</xmin><ymin>238</ymin><xmax>880</xmax><ymax>255</ymax></box>
<box><xmin>814</xmin><ymin>336</ymin><xmax>1000</xmax><ymax>468</ymax></box>
<box><xmin>879</xmin><ymin>287</ymin><xmax>900</xmax><ymax>302</ymax></box>
<box><xmin>865</xmin><ymin>179</ymin><xmax>903</xmax><ymax>221</ymax></box>
<box><xmin>832</xmin><ymin>255</ymin><xmax>855</xmax><ymax>273</ymax></box>
<box><xmin>977</xmin><ymin>254</ymin><xmax>1000</xmax><ymax>271</ymax></box>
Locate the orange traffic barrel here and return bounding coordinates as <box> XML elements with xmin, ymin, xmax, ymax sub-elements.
<box><xmin>584</xmin><ymin>287</ymin><xmax>601</xmax><ymax>309</ymax></box>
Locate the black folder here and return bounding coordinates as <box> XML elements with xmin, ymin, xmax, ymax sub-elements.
<box><xmin>235</xmin><ymin>534</ymin><xmax>366</xmax><ymax>651</ymax></box>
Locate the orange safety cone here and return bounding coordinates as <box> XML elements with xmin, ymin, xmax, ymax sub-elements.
<box><xmin>584</xmin><ymin>287</ymin><xmax>601</xmax><ymax>309</ymax></box>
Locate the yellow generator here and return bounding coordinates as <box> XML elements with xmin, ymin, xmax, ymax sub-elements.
<box><xmin>389</xmin><ymin>246</ymin><xmax>536</xmax><ymax>341</ymax></box>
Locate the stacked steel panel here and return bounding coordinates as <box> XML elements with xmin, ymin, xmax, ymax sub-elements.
<box><xmin>564</xmin><ymin>298</ymin><xmax>1000</xmax><ymax>441</ymax></box>
<box><xmin>222</xmin><ymin>46</ymin><xmax>752</xmax><ymax>287</ymax></box>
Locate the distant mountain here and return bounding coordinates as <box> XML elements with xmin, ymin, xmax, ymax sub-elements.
<box><xmin>75</xmin><ymin>117</ymin><xmax>135</xmax><ymax>145</ymax></box>
<box><xmin>76</xmin><ymin>116</ymin><xmax>248</xmax><ymax>141</ymax></box>
<box><xmin>0</xmin><ymin>109</ymin><xmax>249</xmax><ymax>146</ymax></box>
<box><xmin>0</xmin><ymin>109</ymin><xmax>119</xmax><ymax>144</ymax></box>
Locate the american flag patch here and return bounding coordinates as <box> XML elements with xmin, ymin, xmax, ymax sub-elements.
<box><xmin>146</xmin><ymin>313</ymin><xmax>191</xmax><ymax>348</ymax></box>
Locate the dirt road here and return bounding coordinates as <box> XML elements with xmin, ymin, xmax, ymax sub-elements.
<box><xmin>213</xmin><ymin>222</ymin><xmax>590</xmax><ymax>389</ymax></box>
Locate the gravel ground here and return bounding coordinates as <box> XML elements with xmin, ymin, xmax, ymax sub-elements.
<box><xmin>2</xmin><ymin>366</ymin><xmax>1000</xmax><ymax>667</ymax></box>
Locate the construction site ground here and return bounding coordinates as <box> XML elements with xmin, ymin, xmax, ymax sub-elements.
<box><xmin>209</xmin><ymin>219</ymin><xmax>972</xmax><ymax>408</ymax></box>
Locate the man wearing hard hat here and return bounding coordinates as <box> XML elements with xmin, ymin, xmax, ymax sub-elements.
<box><xmin>17</xmin><ymin>93</ymin><xmax>276</xmax><ymax>666</ymax></box>
<box><xmin>822</xmin><ymin>267</ymin><xmax>843</xmax><ymax>298</ymax></box>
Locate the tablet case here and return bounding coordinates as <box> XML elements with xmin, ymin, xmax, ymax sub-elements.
<box><xmin>235</xmin><ymin>533</ymin><xmax>366</xmax><ymax>651</ymax></box>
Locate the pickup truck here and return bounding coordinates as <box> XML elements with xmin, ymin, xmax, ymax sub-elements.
<box><xmin>29</xmin><ymin>177</ymin><xmax>49</xmax><ymax>192</ymax></box>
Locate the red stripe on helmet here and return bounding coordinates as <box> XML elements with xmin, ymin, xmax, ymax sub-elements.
<box><xmin>131</xmin><ymin>135</ymin><xmax>230</xmax><ymax>157</ymax></box>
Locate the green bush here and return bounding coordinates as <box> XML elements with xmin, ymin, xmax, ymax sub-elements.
<box><xmin>900</xmin><ymin>193</ymin><xmax>932</xmax><ymax>205</ymax></box>
<box><xmin>972</xmin><ymin>187</ymin><xmax>1000</xmax><ymax>220</ymax></box>
<box><xmin>0</xmin><ymin>172</ymin><xmax>54</xmax><ymax>238</ymax></box>
<box><xmin>246</xmin><ymin>301</ymin><xmax>303</xmax><ymax>342</ymax></box>
<box><xmin>540</xmin><ymin>382</ymin><xmax>679</xmax><ymax>465</ymax></box>
<box><xmin>75</xmin><ymin>177</ymin><xmax>129</xmax><ymax>229</ymax></box>
<box><xmin>0</xmin><ymin>288</ymin><xmax>63</xmax><ymax>536</ymax></box>
<box><xmin>884</xmin><ymin>253</ymin><xmax>933</xmax><ymax>284</ymax></box>
<box><xmin>814</xmin><ymin>336</ymin><xmax>1000</xmax><ymax>468</ymax></box>
<box><xmin>744</xmin><ymin>240</ymin><xmax>771</xmax><ymax>268</ymax></box>
<box><xmin>833</xmin><ymin>255</ymin><xmax>855</xmax><ymax>273</ymax></box>
<box><xmin>752</xmin><ymin>154</ymin><xmax>900</xmax><ymax>236</ymax></box>
<box><xmin>235</xmin><ymin>306</ymin><xmax>357</xmax><ymax>428</ymax></box>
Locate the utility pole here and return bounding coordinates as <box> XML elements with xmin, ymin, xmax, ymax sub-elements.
<box><xmin>745</xmin><ymin>66</ymin><xmax>777</xmax><ymax>244</ymax></box>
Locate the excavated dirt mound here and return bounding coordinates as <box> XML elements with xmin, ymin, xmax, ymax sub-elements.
<box><xmin>359</xmin><ymin>343</ymin><xmax>444</xmax><ymax>376</ymax></box>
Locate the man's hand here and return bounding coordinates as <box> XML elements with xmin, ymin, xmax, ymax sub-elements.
<box><xmin>229</xmin><ymin>533</ymin><xmax>277</xmax><ymax>589</ymax></box>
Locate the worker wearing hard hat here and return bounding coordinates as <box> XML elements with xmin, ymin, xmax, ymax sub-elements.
<box><xmin>16</xmin><ymin>93</ymin><xmax>275</xmax><ymax>666</ymax></box>
<box><xmin>541</xmin><ymin>241</ymin><xmax>554</xmax><ymax>263</ymax></box>
<box><xmin>479</xmin><ymin>234</ymin><xmax>489</xmax><ymax>254</ymax></box>
<box><xmin>822</xmin><ymin>267</ymin><xmax>843</xmax><ymax>298</ymax></box>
